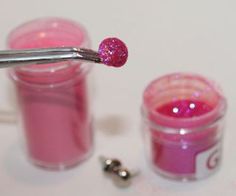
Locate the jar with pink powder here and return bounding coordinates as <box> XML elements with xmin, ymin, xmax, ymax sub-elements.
<box><xmin>8</xmin><ymin>18</ymin><xmax>93</xmax><ymax>170</ymax></box>
<box><xmin>142</xmin><ymin>73</ymin><xmax>227</xmax><ymax>181</ymax></box>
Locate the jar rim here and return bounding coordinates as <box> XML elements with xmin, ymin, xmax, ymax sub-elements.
<box><xmin>142</xmin><ymin>72</ymin><xmax>227</xmax><ymax>131</ymax></box>
<box><xmin>9</xmin><ymin>63</ymin><xmax>92</xmax><ymax>88</ymax></box>
<box><xmin>7</xmin><ymin>17</ymin><xmax>90</xmax><ymax>73</ymax></box>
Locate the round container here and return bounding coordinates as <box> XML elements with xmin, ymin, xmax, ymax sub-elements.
<box><xmin>142</xmin><ymin>73</ymin><xmax>227</xmax><ymax>181</ymax></box>
<box><xmin>8</xmin><ymin>18</ymin><xmax>93</xmax><ymax>170</ymax></box>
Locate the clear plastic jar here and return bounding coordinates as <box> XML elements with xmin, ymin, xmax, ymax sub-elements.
<box><xmin>142</xmin><ymin>73</ymin><xmax>227</xmax><ymax>181</ymax></box>
<box><xmin>8</xmin><ymin>18</ymin><xmax>93</xmax><ymax>170</ymax></box>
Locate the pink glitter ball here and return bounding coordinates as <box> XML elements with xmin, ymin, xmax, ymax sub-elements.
<box><xmin>98</xmin><ymin>37</ymin><xmax>128</xmax><ymax>67</ymax></box>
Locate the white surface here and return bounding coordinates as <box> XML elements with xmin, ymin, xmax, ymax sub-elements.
<box><xmin>0</xmin><ymin>0</ymin><xmax>236</xmax><ymax>195</ymax></box>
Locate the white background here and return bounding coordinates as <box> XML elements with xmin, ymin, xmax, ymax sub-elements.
<box><xmin>0</xmin><ymin>0</ymin><xmax>235</xmax><ymax>195</ymax></box>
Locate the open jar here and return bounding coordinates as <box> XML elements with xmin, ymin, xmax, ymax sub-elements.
<box><xmin>142</xmin><ymin>73</ymin><xmax>227</xmax><ymax>181</ymax></box>
<box><xmin>8</xmin><ymin>18</ymin><xmax>93</xmax><ymax>170</ymax></box>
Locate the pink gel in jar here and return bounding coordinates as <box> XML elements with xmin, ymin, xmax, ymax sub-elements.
<box><xmin>8</xmin><ymin>18</ymin><xmax>93</xmax><ymax>170</ymax></box>
<box><xmin>142</xmin><ymin>73</ymin><xmax>227</xmax><ymax>181</ymax></box>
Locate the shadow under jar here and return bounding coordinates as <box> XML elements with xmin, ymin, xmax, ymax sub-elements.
<box><xmin>142</xmin><ymin>73</ymin><xmax>227</xmax><ymax>181</ymax></box>
<box><xmin>8</xmin><ymin>17</ymin><xmax>93</xmax><ymax>170</ymax></box>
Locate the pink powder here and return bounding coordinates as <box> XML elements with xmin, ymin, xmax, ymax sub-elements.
<box><xmin>152</xmin><ymin>100</ymin><xmax>216</xmax><ymax>175</ymax></box>
<box><xmin>9</xmin><ymin>18</ymin><xmax>93</xmax><ymax>169</ymax></box>
<box><xmin>142</xmin><ymin>73</ymin><xmax>227</xmax><ymax>180</ymax></box>
<box><xmin>156</xmin><ymin>100</ymin><xmax>213</xmax><ymax>118</ymax></box>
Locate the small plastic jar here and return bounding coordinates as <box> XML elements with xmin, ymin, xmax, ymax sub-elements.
<box><xmin>8</xmin><ymin>18</ymin><xmax>93</xmax><ymax>170</ymax></box>
<box><xmin>142</xmin><ymin>73</ymin><xmax>227</xmax><ymax>181</ymax></box>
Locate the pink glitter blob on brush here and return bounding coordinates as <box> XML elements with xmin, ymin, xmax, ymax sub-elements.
<box><xmin>98</xmin><ymin>37</ymin><xmax>128</xmax><ymax>67</ymax></box>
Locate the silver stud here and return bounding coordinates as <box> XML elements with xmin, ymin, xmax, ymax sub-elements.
<box><xmin>99</xmin><ymin>156</ymin><xmax>139</xmax><ymax>186</ymax></box>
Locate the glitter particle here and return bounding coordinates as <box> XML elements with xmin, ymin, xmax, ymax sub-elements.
<box><xmin>189</xmin><ymin>103</ymin><xmax>195</xmax><ymax>109</ymax></box>
<box><xmin>173</xmin><ymin>107</ymin><xmax>179</xmax><ymax>114</ymax></box>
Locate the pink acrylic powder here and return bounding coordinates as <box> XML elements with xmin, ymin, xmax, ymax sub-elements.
<box><xmin>142</xmin><ymin>73</ymin><xmax>227</xmax><ymax>180</ymax></box>
<box><xmin>9</xmin><ymin>18</ymin><xmax>93</xmax><ymax>169</ymax></box>
<box><xmin>152</xmin><ymin>100</ymin><xmax>216</xmax><ymax>175</ymax></box>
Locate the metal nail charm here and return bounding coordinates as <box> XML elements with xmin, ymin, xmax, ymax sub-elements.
<box><xmin>99</xmin><ymin>156</ymin><xmax>139</xmax><ymax>187</ymax></box>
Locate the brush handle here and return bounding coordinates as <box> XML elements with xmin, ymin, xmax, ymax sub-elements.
<box><xmin>0</xmin><ymin>47</ymin><xmax>101</xmax><ymax>68</ymax></box>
